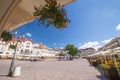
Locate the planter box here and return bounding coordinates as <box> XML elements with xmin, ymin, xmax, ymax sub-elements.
<box><xmin>108</xmin><ymin>68</ymin><xmax>120</xmax><ymax>80</ymax></box>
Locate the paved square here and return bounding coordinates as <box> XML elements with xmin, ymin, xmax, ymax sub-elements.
<box><xmin>0</xmin><ymin>59</ymin><xmax>106</xmax><ymax>80</ymax></box>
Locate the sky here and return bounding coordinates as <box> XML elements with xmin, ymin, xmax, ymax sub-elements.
<box><xmin>13</xmin><ymin>0</ymin><xmax>120</xmax><ymax>50</ymax></box>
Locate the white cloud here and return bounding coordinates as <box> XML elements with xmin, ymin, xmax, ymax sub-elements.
<box><xmin>60</xmin><ymin>47</ymin><xmax>63</xmax><ymax>49</ymax></box>
<box><xmin>116</xmin><ymin>24</ymin><xmax>120</xmax><ymax>31</ymax></box>
<box><xmin>79</xmin><ymin>38</ymin><xmax>112</xmax><ymax>50</ymax></box>
<box><xmin>26</xmin><ymin>33</ymin><xmax>32</xmax><ymax>37</ymax></box>
<box><xmin>79</xmin><ymin>41</ymin><xmax>102</xmax><ymax>50</ymax></box>
<box><xmin>102</xmin><ymin>39</ymin><xmax>112</xmax><ymax>44</ymax></box>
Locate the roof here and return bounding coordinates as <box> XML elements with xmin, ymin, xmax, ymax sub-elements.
<box><xmin>20</xmin><ymin>38</ymin><xmax>34</xmax><ymax>44</ymax></box>
<box><xmin>81</xmin><ymin>47</ymin><xmax>95</xmax><ymax>50</ymax></box>
<box><xmin>11</xmin><ymin>38</ymin><xmax>18</xmax><ymax>42</ymax></box>
<box><xmin>105</xmin><ymin>37</ymin><xmax>120</xmax><ymax>47</ymax></box>
<box><xmin>39</xmin><ymin>43</ymin><xmax>48</xmax><ymax>49</ymax></box>
<box><xmin>80</xmin><ymin>47</ymin><xmax>96</xmax><ymax>51</ymax></box>
<box><xmin>98</xmin><ymin>36</ymin><xmax>120</xmax><ymax>51</ymax></box>
<box><xmin>11</xmin><ymin>37</ymin><xmax>34</xmax><ymax>44</ymax></box>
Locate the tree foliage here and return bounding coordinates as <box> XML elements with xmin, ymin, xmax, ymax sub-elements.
<box><xmin>65</xmin><ymin>44</ymin><xmax>78</xmax><ymax>56</ymax></box>
<box><xmin>9</xmin><ymin>45</ymin><xmax>16</xmax><ymax>50</ymax></box>
<box><xmin>1</xmin><ymin>31</ymin><xmax>12</xmax><ymax>42</ymax></box>
<box><xmin>33</xmin><ymin>0</ymin><xmax>70</xmax><ymax>29</ymax></box>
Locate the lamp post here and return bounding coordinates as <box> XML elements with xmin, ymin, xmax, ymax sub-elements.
<box><xmin>13</xmin><ymin>29</ymin><xmax>17</xmax><ymax>38</ymax></box>
<box><xmin>8</xmin><ymin>30</ymin><xmax>21</xmax><ymax>76</ymax></box>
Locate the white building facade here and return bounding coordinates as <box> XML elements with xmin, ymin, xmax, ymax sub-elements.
<box><xmin>0</xmin><ymin>38</ymin><xmax>61</xmax><ymax>59</ymax></box>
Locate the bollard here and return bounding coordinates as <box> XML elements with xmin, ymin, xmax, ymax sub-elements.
<box><xmin>12</xmin><ymin>66</ymin><xmax>21</xmax><ymax>77</ymax></box>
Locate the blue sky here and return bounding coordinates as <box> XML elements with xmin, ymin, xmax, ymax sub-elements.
<box><xmin>13</xmin><ymin>0</ymin><xmax>120</xmax><ymax>49</ymax></box>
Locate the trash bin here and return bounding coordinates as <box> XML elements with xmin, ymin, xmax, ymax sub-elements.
<box><xmin>12</xmin><ymin>66</ymin><xmax>21</xmax><ymax>77</ymax></box>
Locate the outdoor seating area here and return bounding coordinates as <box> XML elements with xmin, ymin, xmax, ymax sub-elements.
<box><xmin>87</xmin><ymin>47</ymin><xmax>120</xmax><ymax>80</ymax></box>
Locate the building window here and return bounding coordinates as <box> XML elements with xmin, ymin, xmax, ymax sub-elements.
<box><xmin>6</xmin><ymin>53</ymin><xmax>9</xmax><ymax>54</ymax></box>
<box><xmin>25</xmin><ymin>49</ymin><xmax>29</xmax><ymax>53</ymax></box>
<box><xmin>21</xmin><ymin>49</ymin><xmax>23</xmax><ymax>52</ymax></box>
<box><xmin>0</xmin><ymin>52</ymin><xmax>3</xmax><ymax>54</ymax></box>
<box><xmin>0</xmin><ymin>47</ymin><xmax>4</xmax><ymax>50</ymax></box>
<box><xmin>26</xmin><ymin>46</ymin><xmax>30</xmax><ymax>48</ymax></box>
<box><xmin>27</xmin><ymin>42</ymin><xmax>30</xmax><ymax>45</ymax></box>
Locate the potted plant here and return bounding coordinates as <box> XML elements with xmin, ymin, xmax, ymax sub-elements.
<box><xmin>33</xmin><ymin>0</ymin><xmax>70</xmax><ymax>29</ymax></box>
<box><xmin>98</xmin><ymin>64</ymin><xmax>111</xmax><ymax>78</ymax></box>
<box><xmin>108</xmin><ymin>66</ymin><xmax>120</xmax><ymax>80</ymax></box>
<box><xmin>98</xmin><ymin>64</ymin><xmax>120</xmax><ymax>80</ymax></box>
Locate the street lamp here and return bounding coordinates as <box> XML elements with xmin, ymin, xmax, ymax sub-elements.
<box><xmin>8</xmin><ymin>30</ymin><xmax>21</xmax><ymax>76</ymax></box>
<box><xmin>13</xmin><ymin>29</ymin><xmax>17</xmax><ymax>38</ymax></box>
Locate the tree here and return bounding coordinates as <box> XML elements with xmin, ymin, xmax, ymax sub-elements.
<box><xmin>65</xmin><ymin>44</ymin><xmax>78</xmax><ymax>60</ymax></box>
<box><xmin>8</xmin><ymin>44</ymin><xmax>17</xmax><ymax>76</ymax></box>
<box><xmin>0</xmin><ymin>30</ymin><xmax>18</xmax><ymax>76</ymax></box>
<box><xmin>0</xmin><ymin>31</ymin><xmax>14</xmax><ymax>76</ymax></box>
<box><xmin>1</xmin><ymin>31</ymin><xmax>12</xmax><ymax>42</ymax></box>
<box><xmin>7</xmin><ymin>30</ymin><xmax>18</xmax><ymax>76</ymax></box>
<box><xmin>9</xmin><ymin>45</ymin><xmax>16</xmax><ymax>49</ymax></box>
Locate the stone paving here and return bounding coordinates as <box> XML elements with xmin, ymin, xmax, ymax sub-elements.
<box><xmin>0</xmin><ymin>59</ymin><xmax>107</xmax><ymax>80</ymax></box>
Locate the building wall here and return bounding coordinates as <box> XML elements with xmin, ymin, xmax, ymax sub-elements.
<box><xmin>98</xmin><ymin>37</ymin><xmax>120</xmax><ymax>51</ymax></box>
<box><xmin>22</xmin><ymin>41</ymin><xmax>33</xmax><ymax>53</ymax></box>
<box><xmin>0</xmin><ymin>39</ymin><xmax>60</xmax><ymax>59</ymax></box>
<box><xmin>80</xmin><ymin>48</ymin><xmax>96</xmax><ymax>57</ymax></box>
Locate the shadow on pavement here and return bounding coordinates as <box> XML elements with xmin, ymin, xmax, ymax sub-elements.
<box><xmin>96</xmin><ymin>75</ymin><xmax>109</xmax><ymax>80</ymax></box>
<box><xmin>0</xmin><ymin>75</ymin><xmax>7</xmax><ymax>77</ymax></box>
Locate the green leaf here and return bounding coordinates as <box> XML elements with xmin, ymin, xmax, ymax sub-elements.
<box><xmin>9</xmin><ymin>45</ymin><xmax>16</xmax><ymax>50</ymax></box>
<box><xmin>1</xmin><ymin>31</ymin><xmax>12</xmax><ymax>42</ymax></box>
<box><xmin>65</xmin><ymin>44</ymin><xmax>78</xmax><ymax>56</ymax></box>
<box><xmin>33</xmin><ymin>0</ymin><xmax>70</xmax><ymax>29</ymax></box>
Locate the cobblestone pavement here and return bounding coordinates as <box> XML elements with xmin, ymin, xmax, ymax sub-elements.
<box><xmin>0</xmin><ymin>59</ymin><xmax>107</xmax><ymax>80</ymax></box>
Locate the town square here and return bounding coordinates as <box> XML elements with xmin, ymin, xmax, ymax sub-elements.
<box><xmin>0</xmin><ymin>0</ymin><xmax>120</xmax><ymax>80</ymax></box>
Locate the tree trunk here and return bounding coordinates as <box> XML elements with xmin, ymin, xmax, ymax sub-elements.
<box><xmin>8</xmin><ymin>52</ymin><xmax>16</xmax><ymax>76</ymax></box>
<box><xmin>8</xmin><ymin>43</ymin><xmax>17</xmax><ymax>76</ymax></box>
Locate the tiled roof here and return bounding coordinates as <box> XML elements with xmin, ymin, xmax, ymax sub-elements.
<box><xmin>11</xmin><ymin>37</ymin><xmax>35</xmax><ymax>44</ymax></box>
<box><xmin>11</xmin><ymin>37</ymin><xmax>48</xmax><ymax>49</ymax></box>
<box><xmin>39</xmin><ymin>43</ymin><xmax>48</xmax><ymax>49</ymax></box>
<box><xmin>20</xmin><ymin>38</ymin><xmax>34</xmax><ymax>44</ymax></box>
<box><xmin>11</xmin><ymin>38</ymin><xmax>18</xmax><ymax>42</ymax></box>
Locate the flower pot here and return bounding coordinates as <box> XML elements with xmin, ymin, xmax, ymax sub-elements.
<box><xmin>47</xmin><ymin>18</ymin><xmax>54</xmax><ymax>24</ymax></box>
